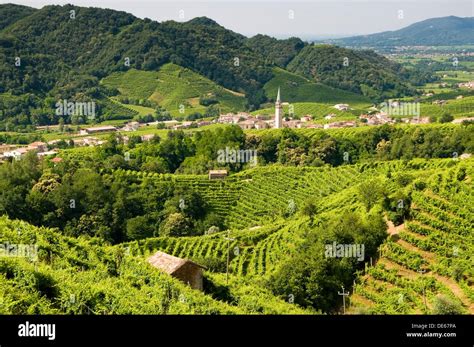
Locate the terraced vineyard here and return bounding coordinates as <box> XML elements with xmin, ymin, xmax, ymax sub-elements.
<box><xmin>226</xmin><ymin>165</ymin><xmax>362</xmax><ymax>229</ymax></box>
<box><xmin>1</xmin><ymin>155</ymin><xmax>472</xmax><ymax>315</ymax></box>
<box><xmin>350</xmin><ymin>167</ymin><xmax>474</xmax><ymax>314</ymax></box>
<box><xmin>102</xmin><ymin>63</ymin><xmax>246</xmax><ymax>117</ymax></box>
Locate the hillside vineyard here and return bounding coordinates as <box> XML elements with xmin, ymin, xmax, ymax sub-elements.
<box><xmin>0</xmin><ymin>2</ymin><xmax>473</xmax><ymax>330</ymax></box>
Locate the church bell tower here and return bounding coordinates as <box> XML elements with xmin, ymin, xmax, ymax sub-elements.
<box><xmin>275</xmin><ymin>87</ymin><xmax>283</xmax><ymax>129</ymax></box>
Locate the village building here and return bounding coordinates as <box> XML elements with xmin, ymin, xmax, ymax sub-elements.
<box><xmin>2</xmin><ymin>147</ymin><xmax>29</xmax><ymax>159</ymax></box>
<box><xmin>197</xmin><ymin>120</ymin><xmax>211</xmax><ymax>127</ymax></box>
<box><xmin>79</xmin><ymin>125</ymin><xmax>117</xmax><ymax>135</ymax></box>
<box><xmin>123</xmin><ymin>121</ymin><xmax>140</xmax><ymax>132</ymax></box>
<box><xmin>148</xmin><ymin>251</ymin><xmax>205</xmax><ymax>291</ymax></box>
<box><xmin>27</xmin><ymin>141</ymin><xmax>48</xmax><ymax>153</ymax></box>
<box><xmin>324</xmin><ymin>121</ymin><xmax>356</xmax><ymax>129</ymax></box>
<box><xmin>73</xmin><ymin>137</ymin><xmax>101</xmax><ymax>147</ymax></box>
<box><xmin>0</xmin><ymin>144</ymin><xmax>19</xmax><ymax>155</ymax></box>
<box><xmin>285</xmin><ymin>120</ymin><xmax>303</xmax><ymax>129</ymax></box>
<box><xmin>255</xmin><ymin>120</ymin><xmax>270</xmax><ymax>129</ymax></box>
<box><xmin>238</xmin><ymin>119</ymin><xmax>257</xmax><ymax>130</ymax></box>
<box><xmin>458</xmin><ymin>81</ymin><xmax>474</xmax><ymax>89</ymax></box>
<box><xmin>37</xmin><ymin>150</ymin><xmax>58</xmax><ymax>157</ymax></box>
<box><xmin>324</xmin><ymin>114</ymin><xmax>336</xmax><ymax>120</ymax></box>
<box><xmin>334</xmin><ymin>104</ymin><xmax>350</xmax><ymax>111</ymax></box>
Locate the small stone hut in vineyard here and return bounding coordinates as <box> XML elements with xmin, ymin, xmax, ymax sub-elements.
<box><xmin>147</xmin><ymin>251</ymin><xmax>205</xmax><ymax>291</ymax></box>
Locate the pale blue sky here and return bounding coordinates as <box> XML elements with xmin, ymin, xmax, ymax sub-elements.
<box><xmin>2</xmin><ymin>0</ymin><xmax>473</xmax><ymax>38</ymax></box>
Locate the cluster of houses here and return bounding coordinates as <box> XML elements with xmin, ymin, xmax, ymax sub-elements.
<box><xmin>0</xmin><ymin>142</ymin><xmax>58</xmax><ymax>161</ymax></box>
<box><xmin>359</xmin><ymin>113</ymin><xmax>430</xmax><ymax>125</ymax></box>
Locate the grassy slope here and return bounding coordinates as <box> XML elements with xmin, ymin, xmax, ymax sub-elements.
<box><xmin>101</xmin><ymin>64</ymin><xmax>246</xmax><ymax>117</ymax></box>
<box><xmin>264</xmin><ymin>68</ymin><xmax>371</xmax><ymax>108</ymax></box>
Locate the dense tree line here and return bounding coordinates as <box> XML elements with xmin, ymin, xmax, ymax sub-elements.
<box><xmin>0</xmin><ymin>152</ymin><xmax>222</xmax><ymax>244</ymax></box>
<box><xmin>46</xmin><ymin>124</ymin><xmax>473</xmax><ymax>175</ymax></box>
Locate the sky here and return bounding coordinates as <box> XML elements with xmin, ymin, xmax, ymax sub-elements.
<box><xmin>2</xmin><ymin>0</ymin><xmax>473</xmax><ymax>38</ymax></box>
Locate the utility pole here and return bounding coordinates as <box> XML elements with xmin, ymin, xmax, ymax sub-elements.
<box><xmin>338</xmin><ymin>286</ymin><xmax>350</xmax><ymax>314</ymax></box>
<box><xmin>418</xmin><ymin>269</ymin><xmax>427</xmax><ymax>311</ymax></box>
<box><xmin>224</xmin><ymin>230</ymin><xmax>235</xmax><ymax>284</ymax></box>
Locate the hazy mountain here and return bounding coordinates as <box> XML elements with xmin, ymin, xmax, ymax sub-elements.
<box><xmin>334</xmin><ymin>16</ymin><xmax>474</xmax><ymax>47</ymax></box>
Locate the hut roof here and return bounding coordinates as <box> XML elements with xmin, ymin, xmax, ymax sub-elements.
<box><xmin>147</xmin><ymin>251</ymin><xmax>205</xmax><ymax>275</ymax></box>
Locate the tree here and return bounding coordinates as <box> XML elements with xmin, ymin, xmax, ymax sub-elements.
<box><xmin>357</xmin><ymin>178</ymin><xmax>386</xmax><ymax>211</ymax></box>
<box><xmin>439</xmin><ymin>113</ymin><xmax>454</xmax><ymax>123</ymax></box>
<box><xmin>126</xmin><ymin>215</ymin><xmax>155</xmax><ymax>240</ymax></box>
<box><xmin>271</xmin><ymin>212</ymin><xmax>386</xmax><ymax>312</ymax></box>
<box><xmin>159</xmin><ymin>212</ymin><xmax>192</xmax><ymax>237</ymax></box>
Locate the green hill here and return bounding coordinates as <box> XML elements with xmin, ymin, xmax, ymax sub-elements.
<box><xmin>287</xmin><ymin>44</ymin><xmax>417</xmax><ymax>101</ymax></box>
<box><xmin>102</xmin><ymin>64</ymin><xmax>246</xmax><ymax>117</ymax></box>
<box><xmin>263</xmin><ymin>68</ymin><xmax>371</xmax><ymax>107</ymax></box>
<box><xmin>0</xmin><ymin>4</ymin><xmax>36</xmax><ymax>30</ymax></box>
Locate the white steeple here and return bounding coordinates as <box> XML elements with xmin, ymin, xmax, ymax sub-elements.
<box><xmin>275</xmin><ymin>87</ymin><xmax>283</xmax><ymax>129</ymax></box>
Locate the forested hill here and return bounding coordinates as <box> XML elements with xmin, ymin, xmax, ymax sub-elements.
<box><xmin>286</xmin><ymin>44</ymin><xmax>427</xmax><ymax>100</ymax></box>
<box><xmin>0</xmin><ymin>4</ymin><xmax>272</xmax><ymax>99</ymax></box>
<box><xmin>0</xmin><ymin>3</ymin><xmax>36</xmax><ymax>30</ymax></box>
<box><xmin>333</xmin><ymin>16</ymin><xmax>474</xmax><ymax>47</ymax></box>
<box><xmin>245</xmin><ymin>34</ymin><xmax>307</xmax><ymax>67</ymax></box>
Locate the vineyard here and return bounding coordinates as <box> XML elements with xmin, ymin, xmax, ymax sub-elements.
<box><xmin>349</xmin><ymin>162</ymin><xmax>474</xmax><ymax>314</ymax></box>
<box><xmin>102</xmin><ymin>63</ymin><xmax>246</xmax><ymax>117</ymax></box>
<box><xmin>0</xmin><ymin>216</ymin><xmax>306</xmax><ymax>314</ymax></box>
<box><xmin>420</xmin><ymin>95</ymin><xmax>474</xmax><ymax>119</ymax></box>
<box><xmin>0</xmin><ymin>155</ymin><xmax>472</xmax><ymax>314</ymax></box>
<box><xmin>252</xmin><ymin>102</ymin><xmax>363</xmax><ymax>121</ymax></box>
<box><xmin>263</xmin><ymin>67</ymin><xmax>371</xmax><ymax>107</ymax></box>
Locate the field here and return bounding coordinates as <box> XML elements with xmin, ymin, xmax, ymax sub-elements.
<box><xmin>101</xmin><ymin>64</ymin><xmax>246</xmax><ymax>117</ymax></box>
<box><xmin>420</xmin><ymin>96</ymin><xmax>474</xmax><ymax>119</ymax></box>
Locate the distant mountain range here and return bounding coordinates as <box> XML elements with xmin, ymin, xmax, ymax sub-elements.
<box><xmin>331</xmin><ymin>16</ymin><xmax>474</xmax><ymax>47</ymax></box>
